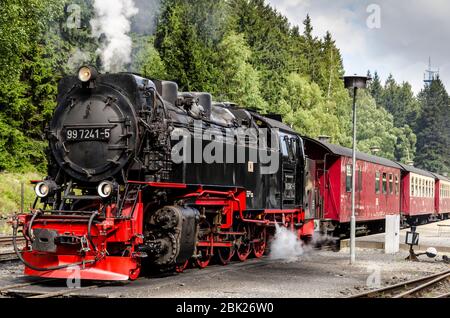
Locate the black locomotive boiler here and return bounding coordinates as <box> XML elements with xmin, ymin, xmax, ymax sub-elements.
<box><xmin>13</xmin><ymin>66</ymin><xmax>316</xmax><ymax>280</ymax></box>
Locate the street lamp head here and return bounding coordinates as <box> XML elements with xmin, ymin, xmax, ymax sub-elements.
<box><xmin>318</xmin><ymin>135</ymin><xmax>331</xmax><ymax>143</ymax></box>
<box><xmin>343</xmin><ymin>75</ymin><xmax>371</xmax><ymax>89</ymax></box>
<box><xmin>370</xmin><ymin>146</ymin><xmax>381</xmax><ymax>154</ymax></box>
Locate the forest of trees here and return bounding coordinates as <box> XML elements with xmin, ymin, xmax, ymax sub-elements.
<box><xmin>0</xmin><ymin>0</ymin><xmax>448</xmax><ymax>175</ymax></box>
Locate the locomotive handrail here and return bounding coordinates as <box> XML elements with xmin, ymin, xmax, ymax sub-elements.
<box><xmin>62</xmin><ymin>194</ymin><xmax>102</xmax><ymax>201</ymax></box>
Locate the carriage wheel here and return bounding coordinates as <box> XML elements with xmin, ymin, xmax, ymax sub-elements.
<box><xmin>175</xmin><ymin>260</ymin><xmax>189</xmax><ymax>273</ymax></box>
<box><xmin>253</xmin><ymin>227</ymin><xmax>267</xmax><ymax>258</ymax></box>
<box><xmin>195</xmin><ymin>247</ymin><xmax>212</xmax><ymax>269</ymax></box>
<box><xmin>236</xmin><ymin>224</ymin><xmax>252</xmax><ymax>262</ymax></box>
<box><xmin>217</xmin><ymin>246</ymin><xmax>235</xmax><ymax>265</ymax></box>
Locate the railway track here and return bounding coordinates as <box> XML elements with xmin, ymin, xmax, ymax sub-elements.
<box><xmin>0</xmin><ymin>257</ymin><xmax>274</xmax><ymax>298</ymax></box>
<box><xmin>0</xmin><ymin>236</ymin><xmax>26</xmax><ymax>262</ymax></box>
<box><xmin>0</xmin><ymin>251</ymin><xmax>18</xmax><ymax>262</ymax></box>
<box><xmin>0</xmin><ymin>236</ymin><xmax>25</xmax><ymax>247</ymax></box>
<box><xmin>350</xmin><ymin>269</ymin><xmax>450</xmax><ymax>298</ymax></box>
<box><xmin>0</xmin><ymin>279</ymin><xmax>115</xmax><ymax>298</ymax></box>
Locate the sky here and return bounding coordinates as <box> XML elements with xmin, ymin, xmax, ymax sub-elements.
<box><xmin>267</xmin><ymin>0</ymin><xmax>450</xmax><ymax>94</ymax></box>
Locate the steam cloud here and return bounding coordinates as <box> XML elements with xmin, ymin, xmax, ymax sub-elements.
<box><xmin>269</xmin><ymin>224</ymin><xmax>306</xmax><ymax>262</ymax></box>
<box><xmin>91</xmin><ymin>0</ymin><xmax>139</xmax><ymax>72</ymax></box>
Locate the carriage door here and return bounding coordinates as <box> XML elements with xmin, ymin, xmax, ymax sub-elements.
<box><xmin>280</xmin><ymin>133</ymin><xmax>297</xmax><ymax>209</ymax></box>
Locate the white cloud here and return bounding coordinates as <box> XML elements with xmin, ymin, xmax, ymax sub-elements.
<box><xmin>267</xmin><ymin>0</ymin><xmax>450</xmax><ymax>94</ymax></box>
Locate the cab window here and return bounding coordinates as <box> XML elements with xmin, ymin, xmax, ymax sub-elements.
<box><xmin>280</xmin><ymin>136</ymin><xmax>289</xmax><ymax>157</ymax></box>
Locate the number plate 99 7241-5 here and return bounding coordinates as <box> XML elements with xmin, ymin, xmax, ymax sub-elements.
<box><xmin>65</xmin><ymin>128</ymin><xmax>111</xmax><ymax>141</ymax></box>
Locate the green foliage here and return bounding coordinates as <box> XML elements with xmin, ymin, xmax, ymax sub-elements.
<box><xmin>0</xmin><ymin>120</ymin><xmax>46</xmax><ymax>172</ymax></box>
<box><xmin>354</xmin><ymin>90</ymin><xmax>412</xmax><ymax>161</ymax></box>
<box><xmin>132</xmin><ymin>36</ymin><xmax>167</xmax><ymax>79</ymax></box>
<box><xmin>0</xmin><ymin>172</ymin><xmax>41</xmax><ymax>216</ymax></box>
<box><xmin>0</xmin><ymin>172</ymin><xmax>42</xmax><ymax>234</ymax></box>
<box><xmin>155</xmin><ymin>0</ymin><xmax>230</xmax><ymax>93</ymax></box>
<box><xmin>366</xmin><ymin>71</ymin><xmax>419</xmax><ymax>163</ymax></box>
<box><xmin>381</xmin><ymin>75</ymin><xmax>420</xmax><ymax>129</ymax></box>
<box><xmin>0</xmin><ymin>0</ymin><xmax>95</xmax><ymax>173</ymax></box>
<box><xmin>0</xmin><ymin>0</ymin><xmax>444</xmax><ymax>178</ymax></box>
<box><xmin>415</xmin><ymin>79</ymin><xmax>450</xmax><ymax>174</ymax></box>
<box><xmin>215</xmin><ymin>32</ymin><xmax>267</xmax><ymax>110</ymax></box>
<box><xmin>0</xmin><ymin>0</ymin><xmax>70</xmax><ymax>172</ymax></box>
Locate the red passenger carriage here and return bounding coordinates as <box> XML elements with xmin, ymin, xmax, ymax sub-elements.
<box><xmin>432</xmin><ymin>173</ymin><xmax>450</xmax><ymax>218</ymax></box>
<box><xmin>303</xmin><ymin>138</ymin><xmax>401</xmax><ymax>237</ymax></box>
<box><xmin>398</xmin><ymin>164</ymin><xmax>437</xmax><ymax>225</ymax></box>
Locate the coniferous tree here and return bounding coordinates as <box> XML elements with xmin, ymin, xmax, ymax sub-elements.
<box><xmin>0</xmin><ymin>0</ymin><xmax>434</xmax><ymax>174</ymax></box>
<box><xmin>368</xmin><ymin>71</ymin><xmax>383</xmax><ymax>106</ymax></box>
<box><xmin>216</xmin><ymin>32</ymin><xmax>267</xmax><ymax>110</ymax></box>
<box><xmin>415</xmin><ymin>78</ymin><xmax>450</xmax><ymax>174</ymax></box>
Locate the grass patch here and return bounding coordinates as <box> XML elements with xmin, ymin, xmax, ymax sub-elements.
<box><xmin>0</xmin><ymin>172</ymin><xmax>43</xmax><ymax>234</ymax></box>
<box><xmin>0</xmin><ymin>172</ymin><xmax>43</xmax><ymax>225</ymax></box>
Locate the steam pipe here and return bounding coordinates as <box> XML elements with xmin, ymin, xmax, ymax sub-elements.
<box><xmin>87</xmin><ymin>211</ymin><xmax>99</xmax><ymax>252</ymax></box>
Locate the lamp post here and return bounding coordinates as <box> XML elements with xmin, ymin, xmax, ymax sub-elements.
<box><xmin>343</xmin><ymin>75</ymin><xmax>371</xmax><ymax>265</ymax></box>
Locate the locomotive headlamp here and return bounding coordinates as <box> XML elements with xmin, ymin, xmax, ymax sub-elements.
<box><xmin>78</xmin><ymin>66</ymin><xmax>98</xmax><ymax>83</ymax></box>
<box><xmin>98</xmin><ymin>181</ymin><xmax>114</xmax><ymax>198</ymax></box>
<box><xmin>35</xmin><ymin>181</ymin><xmax>57</xmax><ymax>198</ymax></box>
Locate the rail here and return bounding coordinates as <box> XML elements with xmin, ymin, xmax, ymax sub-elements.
<box><xmin>349</xmin><ymin>269</ymin><xmax>450</xmax><ymax>298</ymax></box>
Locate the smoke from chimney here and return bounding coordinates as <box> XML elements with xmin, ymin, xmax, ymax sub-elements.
<box><xmin>91</xmin><ymin>0</ymin><xmax>138</xmax><ymax>73</ymax></box>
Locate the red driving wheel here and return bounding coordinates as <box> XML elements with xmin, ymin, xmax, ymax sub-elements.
<box><xmin>195</xmin><ymin>222</ymin><xmax>212</xmax><ymax>269</ymax></box>
<box><xmin>253</xmin><ymin>227</ymin><xmax>267</xmax><ymax>258</ymax></box>
<box><xmin>195</xmin><ymin>246</ymin><xmax>212</xmax><ymax>269</ymax></box>
<box><xmin>236</xmin><ymin>223</ymin><xmax>251</xmax><ymax>262</ymax></box>
<box><xmin>129</xmin><ymin>266</ymin><xmax>141</xmax><ymax>281</ymax></box>
<box><xmin>217</xmin><ymin>246</ymin><xmax>235</xmax><ymax>265</ymax></box>
<box><xmin>175</xmin><ymin>260</ymin><xmax>189</xmax><ymax>273</ymax></box>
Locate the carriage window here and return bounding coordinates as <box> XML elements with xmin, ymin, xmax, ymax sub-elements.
<box><xmin>382</xmin><ymin>173</ymin><xmax>387</xmax><ymax>194</ymax></box>
<box><xmin>346</xmin><ymin>165</ymin><xmax>352</xmax><ymax>192</ymax></box>
<box><xmin>358</xmin><ymin>169</ymin><xmax>363</xmax><ymax>192</ymax></box>
<box><xmin>375</xmin><ymin>172</ymin><xmax>380</xmax><ymax>194</ymax></box>
<box><xmin>389</xmin><ymin>174</ymin><xmax>393</xmax><ymax>194</ymax></box>
<box><xmin>395</xmin><ymin>176</ymin><xmax>399</xmax><ymax>195</ymax></box>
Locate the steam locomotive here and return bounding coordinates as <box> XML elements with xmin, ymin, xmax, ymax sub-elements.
<box><xmin>12</xmin><ymin>66</ymin><xmax>316</xmax><ymax>281</ymax></box>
